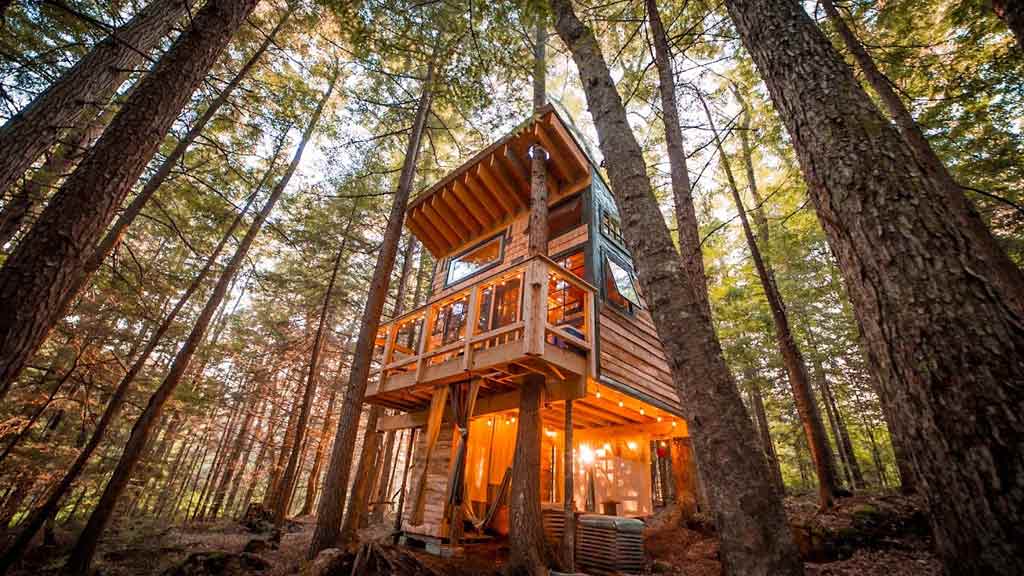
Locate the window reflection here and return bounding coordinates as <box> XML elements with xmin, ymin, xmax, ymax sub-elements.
<box><xmin>604</xmin><ymin>255</ymin><xmax>641</xmax><ymax>313</ymax></box>
<box><xmin>447</xmin><ymin>235</ymin><xmax>502</xmax><ymax>286</ymax></box>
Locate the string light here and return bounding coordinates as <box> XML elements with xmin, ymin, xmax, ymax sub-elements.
<box><xmin>618</xmin><ymin>400</ymin><xmax>624</xmax><ymax>408</ymax></box>
<box><xmin>595</xmin><ymin>389</ymin><xmax>601</xmax><ymax>399</ymax></box>
<box><xmin>511</xmin><ymin>417</ymin><xmax>517</xmax><ymax>423</ymax></box>
<box><xmin>627</xmin><ymin>441</ymin><xmax>638</xmax><ymax>451</ymax></box>
<box><xmin>657</xmin><ymin>416</ymin><xmax>662</xmax><ymax>422</ymax></box>
<box><xmin>639</xmin><ymin>409</ymin><xmax>645</xmax><ymax>416</ymax></box>
<box><xmin>672</xmin><ymin>420</ymin><xmax>677</xmax><ymax>427</ymax></box>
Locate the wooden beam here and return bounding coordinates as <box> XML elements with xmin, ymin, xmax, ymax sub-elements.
<box><xmin>420</xmin><ymin>200</ymin><xmax>461</xmax><ymax>249</ymax></box>
<box><xmin>459</xmin><ymin>172</ymin><xmax>504</xmax><ymax>222</ymax></box>
<box><xmin>545</xmin><ymin>114</ymin><xmax>589</xmax><ymax>179</ymax></box>
<box><xmin>447</xmin><ymin>182</ymin><xmax>487</xmax><ymax>232</ymax></box>
<box><xmin>490</xmin><ymin>148</ymin><xmax>529</xmax><ymax>208</ymax></box>
<box><xmin>432</xmin><ymin>195</ymin><xmax>470</xmax><ymax>240</ymax></box>
<box><xmin>533</xmin><ymin>123</ymin><xmax>571</xmax><ymax>185</ymax></box>
<box><xmin>474</xmin><ymin>164</ymin><xmax>518</xmax><ymax>215</ymax></box>
<box><xmin>412</xmin><ymin>210</ymin><xmax>453</xmax><ymax>255</ymax></box>
<box><xmin>406</xmin><ymin>214</ymin><xmax>443</xmax><ymax>256</ymax></box>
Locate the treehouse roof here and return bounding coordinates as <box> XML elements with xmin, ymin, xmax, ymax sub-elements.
<box><xmin>406</xmin><ymin>104</ymin><xmax>593</xmax><ymax>258</ymax></box>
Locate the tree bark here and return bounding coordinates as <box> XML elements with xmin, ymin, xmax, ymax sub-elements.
<box><xmin>207</xmin><ymin>376</ymin><xmax>265</xmax><ymax>519</ymax></box>
<box><xmin>559</xmin><ymin>399</ymin><xmax>575</xmax><ymax>571</ymax></box>
<box><xmin>0</xmin><ymin>113</ymin><xmax>105</xmax><ymax>249</ymax></box>
<box><xmin>748</xmin><ymin>377</ymin><xmax>785</xmax><ymax>495</ymax></box>
<box><xmin>309</xmin><ymin>59</ymin><xmax>434</xmax><ymax>559</ymax></box>
<box><xmin>0</xmin><ymin>0</ymin><xmax>189</xmax><ymax>198</ymax></box>
<box><xmin>271</xmin><ymin>243</ymin><xmax>344</xmax><ymax>525</ymax></box>
<box><xmin>645</xmin><ymin>0</ymin><xmax>710</xmax><ymax>314</ymax></box>
<box><xmin>507</xmin><ymin>374</ymin><xmax>550</xmax><ymax>575</ymax></box>
<box><xmin>341</xmin><ymin>407</ymin><xmax>382</xmax><ymax>540</ymax></box>
<box><xmin>724</xmin><ymin>0</ymin><xmax>1024</xmax><ymax>572</ymax></box>
<box><xmin>0</xmin><ymin>171</ymin><xmax>266</xmax><ymax>574</ymax></box>
<box><xmin>550</xmin><ymin>1</ymin><xmax>803</xmax><ymax>573</ymax></box>
<box><xmin>62</xmin><ymin>71</ymin><xmax>334</xmax><ymax>574</ymax></box>
<box><xmin>527</xmin><ymin>19</ymin><xmax>549</xmax><ymax>258</ymax></box>
<box><xmin>700</xmin><ymin>92</ymin><xmax>839</xmax><ymax>508</ymax></box>
<box><xmin>300</xmin><ymin>383</ymin><xmax>338</xmax><ymax>517</ymax></box>
<box><xmin>993</xmin><ymin>0</ymin><xmax>1024</xmax><ymax>50</ymax></box>
<box><xmin>819</xmin><ymin>0</ymin><xmax>1024</xmax><ymax>318</ymax></box>
<box><xmin>0</xmin><ymin>0</ymin><xmax>260</xmax><ymax>400</ymax></box>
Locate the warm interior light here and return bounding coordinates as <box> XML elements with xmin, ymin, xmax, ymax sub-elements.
<box><xmin>639</xmin><ymin>409</ymin><xmax>645</xmax><ymax>416</ymax></box>
<box><xmin>545</xmin><ymin>429</ymin><xmax>556</xmax><ymax>438</ymax></box>
<box><xmin>595</xmin><ymin>391</ymin><xmax>601</xmax><ymax>399</ymax></box>
<box><xmin>672</xmin><ymin>420</ymin><xmax>677</xmax><ymax>427</ymax></box>
<box><xmin>603</xmin><ymin>442</ymin><xmax>611</xmax><ymax>452</ymax></box>
<box><xmin>657</xmin><ymin>416</ymin><xmax>663</xmax><ymax>422</ymax></box>
<box><xmin>487</xmin><ymin>420</ymin><xmax>492</xmax><ymax>427</ymax></box>
<box><xmin>627</xmin><ymin>441</ymin><xmax>638</xmax><ymax>451</ymax></box>
<box><xmin>511</xmin><ymin>417</ymin><xmax>517</xmax><ymax>423</ymax></box>
<box><xmin>595</xmin><ymin>448</ymin><xmax>606</xmax><ymax>458</ymax></box>
<box><xmin>618</xmin><ymin>400</ymin><xmax>624</xmax><ymax>408</ymax></box>
<box><xmin>660</xmin><ymin>441</ymin><xmax>667</xmax><ymax>447</ymax></box>
<box><xmin>580</xmin><ymin>443</ymin><xmax>595</xmax><ymax>465</ymax></box>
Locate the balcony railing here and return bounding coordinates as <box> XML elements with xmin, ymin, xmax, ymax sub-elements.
<box><xmin>366</xmin><ymin>255</ymin><xmax>597</xmax><ymax>402</ymax></box>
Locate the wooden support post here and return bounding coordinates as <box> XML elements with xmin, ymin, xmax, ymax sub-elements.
<box><xmin>462</xmin><ymin>286</ymin><xmax>479</xmax><ymax>371</ymax></box>
<box><xmin>560</xmin><ymin>398</ymin><xmax>575</xmax><ymax>571</ymax></box>
<box><xmin>393</xmin><ymin>428</ymin><xmax>417</xmax><ymax>542</ymax></box>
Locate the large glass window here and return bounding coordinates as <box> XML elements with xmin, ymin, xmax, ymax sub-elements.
<box><xmin>446</xmin><ymin>234</ymin><xmax>503</xmax><ymax>286</ymax></box>
<box><xmin>603</xmin><ymin>254</ymin><xmax>641</xmax><ymax>313</ymax></box>
<box><xmin>431</xmin><ymin>297</ymin><xmax>467</xmax><ymax>347</ymax></box>
<box><xmin>477</xmin><ymin>277</ymin><xmax>522</xmax><ymax>333</ymax></box>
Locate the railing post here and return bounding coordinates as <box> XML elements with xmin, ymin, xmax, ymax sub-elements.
<box><xmin>462</xmin><ymin>286</ymin><xmax>479</xmax><ymax>371</ymax></box>
<box><xmin>415</xmin><ymin>305</ymin><xmax>435</xmax><ymax>383</ymax></box>
<box><xmin>585</xmin><ymin>287</ymin><xmax>597</xmax><ymax>381</ymax></box>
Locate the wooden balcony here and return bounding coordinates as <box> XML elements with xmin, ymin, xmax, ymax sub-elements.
<box><xmin>365</xmin><ymin>256</ymin><xmax>597</xmax><ymax>411</ymax></box>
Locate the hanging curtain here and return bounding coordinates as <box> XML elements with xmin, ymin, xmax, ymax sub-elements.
<box><xmin>409</xmin><ymin>385</ymin><xmax>449</xmax><ymax>526</ymax></box>
<box><xmin>443</xmin><ymin>378</ymin><xmax>480</xmax><ymax>540</ymax></box>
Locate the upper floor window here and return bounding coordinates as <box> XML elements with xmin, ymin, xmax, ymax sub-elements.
<box><xmin>446</xmin><ymin>233</ymin><xmax>503</xmax><ymax>286</ymax></box>
<box><xmin>603</xmin><ymin>253</ymin><xmax>641</xmax><ymax>314</ymax></box>
<box><xmin>600</xmin><ymin>209</ymin><xmax>625</xmax><ymax>246</ymax></box>
<box><xmin>548</xmin><ymin>194</ymin><xmax>583</xmax><ymax>240</ymax></box>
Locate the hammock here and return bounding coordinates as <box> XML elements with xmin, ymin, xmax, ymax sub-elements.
<box><xmin>463</xmin><ymin>466</ymin><xmax>512</xmax><ymax>532</ymax></box>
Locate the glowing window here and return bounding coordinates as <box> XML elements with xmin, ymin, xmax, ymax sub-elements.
<box><xmin>603</xmin><ymin>255</ymin><xmax>641</xmax><ymax>312</ymax></box>
<box><xmin>446</xmin><ymin>234</ymin><xmax>503</xmax><ymax>286</ymax></box>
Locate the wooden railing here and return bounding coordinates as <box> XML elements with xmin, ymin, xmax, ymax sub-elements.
<box><xmin>368</xmin><ymin>255</ymin><xmax>597</xmax><ymax>397</ymax></box>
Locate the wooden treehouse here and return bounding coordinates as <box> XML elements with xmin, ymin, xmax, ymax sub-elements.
<box><xmin>365</xmin><ymin>105</ymin><xmax>698</xmax><ymax>567</ymax></box>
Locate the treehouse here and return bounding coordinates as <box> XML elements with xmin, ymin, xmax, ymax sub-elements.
<box><xmin>364</xmin><ymin>105</ymin><xmax>698</xmax><ymax>564</ymax></box>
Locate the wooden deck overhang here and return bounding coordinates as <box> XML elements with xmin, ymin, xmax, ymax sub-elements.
<box><xmin>406</xmin><ymin>106</ymin><xmax>591</xmax><ymax>258</ymax></box>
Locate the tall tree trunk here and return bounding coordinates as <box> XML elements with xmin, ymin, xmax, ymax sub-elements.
<box><xmin>819</xmin><ymin>0</ymin><xmax>1024</xmax><ymax>318</ymax></box>
<box><xmin>207</xmin><ymin>385</ymin><xmax>261</xmax><ymax>519</ymax></box>
<box><xmin>508</xmin><ymin>375</ymin><xmax>550</xmax><ymax>575</ymax></box>
<box><xmin>699</xmin><ymin>92</ymin><xmax>840</xmax><ymax>507</ymax></box>
<box><xmin>309</xmin><ymin>60</ymin><xmax>434</xmax><ymax>559</ymax></box>
<box><xmin>61</xmin><ymin>73</ymin><xmax>335</xmax><ymax>574</ymax></box>
<box><xmin>747</xmin><ymin>376</ymin><xmax>785</xmax><ymax>494</ymax></box>
<box><xmin>993</xmin><ymin>0</ymin><xmax>1024</xmax><ymax>50</ymax></box>
<box><xmin>0</xmin><ymin>0</ymin><xmax>261</xmax><ymax>400</ymax></box>
<box><xmin>240</xmin><ymin>393</ymin><xmax>284</xmax><ymax>515</ymax></box>
<box><xmin>57</xmin><ymin>9</ymin><xmax>288</xmax><ymax>323</ymax></box>
<box><xmin>271</xmin><ymin>241</ymin><xmax>345</xmax><ymax>525</ymax></box>
<box><xmin>0</xmin><ymin>0</ymin><xmax>189</xmax><ymax>198</ymax></box>
<box><xmin>340</xmin><ymin>408</ymin><xmax>382</xmax><ymax>539</ymax></box>
<box><xmin>550</xmin><ymin>1</ymin><xmax>803</xmax><ymax>573</ymax></box>
<box><xmin>508</xmin><ymin>18</ymin><xmax>552</xmax><ymax>576</ymax></box>
<box><xmin>0</xmin><ymin>113</ymin><xmax>105</xmax><ymax>249</ymax></box>
<box><xmin>0</xmin><ymin>170</ymin><xmax>267</xmax><ymax>574</ymax></box>
<box><xmin>300</xmin><ymin>383</ymin><xmax>338</xmax><ymax>517</ymax></box>
<box><xmin>225</xmin><ymin>392</ymin><xmax>270</xmax><ymax>516</ymax></box>
<box><xmin>725</xmin><ymin>0</ymin><xmax>1024</xmax><ymax>572</ymax></box>
<box><xmin>645</xmin><ymin>0</ymin><xmax>710</xmax><ymax>314</ymax></box>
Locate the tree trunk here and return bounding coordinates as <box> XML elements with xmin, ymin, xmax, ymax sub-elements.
<box><xmin>0</xmin><ymin>0</ymin><xmax>189</xmax><ymax>198</ymax></box>
<box><xmin>300</xmin><ymin>383</ymin><xmax>338</xmax><ymax>517</ymax></box>
<box><xmin>819</xmin><ymin>0</ymin><xmax>1024</xmax><ymax>318</ymax></box>
<box><xmin>645</xmin><ymin>0</ymin><xmax>710</xmax><ymax>314</ymax></box>
<box><xmin>550</xmin><ymin>1</ymin><xmax>803</xmax><ymax>573</ymax></box>
<box><xmin>62</xmin><ymin>71</ymin><xmax>334</xmax><ymax>574</ymax></box>
<box><xmin>993</xmin><ymin>0</ymin><xmax>1024</xmax><ymax>50</ymax></box>
<box><xmin>748</xmin><ymin>377</ymin><xmax>785</xmax><ymax>495</ymax></box>
<box><xmin>725</xmin><ymin>0</ymin><xmax>1024</xmax><ymax>572</ymax></box>
<box><xmin>270</xmin><ymin>244</ymin><xmax>344</xmax><ymax>525</ymax></box>
<box><xmin>0</xmin><ymin>112</ymin><xmax>105</xmax><ymax>249</ymax></box>
<box><xmin>527</xmin><ymin>19</ymin><xmax>549</xmax><ymax>258</ymax></box>
<box><xmin>507</xmin><ymin>374</ymin><xmax>550</xmax><ymax>575</ymax></box>
<box><xmin>309</xmin><ymin>59</ymin><xmax>434</xmax><ymax>559</ymax></box>
<box><xmin>208</xmin><ymin>377</ymin><xmax>264</xmax><ymax>519</ymax></box>
<box><xmin>559</xmin><ymin>399</ymin><xmax>575</xmax><ymax>571</ymax></box>
<box><xmin>0</xmin><ymin>0</ymin><xmax>261</xmax><ymax>400</ymax></box>
<box><xmin>392</xmin><ymin>429</ymin><xmax>416</xmax><ymax>540</ymax></box>
<box><xmin>700</xmin><ymin>90</ymin><xmax>840</xmax><ymax>508</ymax></box>
<box><xmin>240</xmin><ymin>395</ymin><xmax>285</xmax><ymax>515</ymax></box>
<box><xmin>341</xmin><ymin>408</ymin><xmax>382</xmax><ymax>539</ymax></box>
<box><xmin>0</xmin><ymin>172</ymin><xmax>266</xmax><ymax>573</ymax></box>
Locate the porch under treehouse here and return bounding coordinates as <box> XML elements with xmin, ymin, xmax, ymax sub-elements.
<box><xmin>360</xmin><ymin>106</ymin><xmax>696</xmax><ymax>563</ymax></box>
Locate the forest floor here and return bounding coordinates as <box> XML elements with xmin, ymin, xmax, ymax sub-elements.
<box><xmin>6</xmin><ymin>492</ymin><xmax>941</xmax><ymax>575</ymax></box>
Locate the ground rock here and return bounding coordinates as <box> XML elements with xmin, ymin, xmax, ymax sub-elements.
<box><xmin>161</xmin><ymin>551</ymin><xmax>270</xmax><ymax>576</ymax></box>
<box><xmin>303</xmin><ymin>548</ymin><xmax>346</xmax><ymax>576</ymax></box>
<box><xmin>240</xmin><ymin>502</ymin><xmax>275</xmax><ymax>534</ymax></box>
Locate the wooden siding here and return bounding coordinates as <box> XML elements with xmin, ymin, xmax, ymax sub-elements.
<box><xmin>598</xmin><ymin>304</ymin><xmax>680</xmax><ymax>413</ymax></box>
<box><xmin>429</xmin><ymin>211</ymin><xmax>588</xmax><ymax>303</ymax></box>
<box><xmin>402</xmin><ymin>426</ymin><xmax>454</xmax><ymax>539</ymax></box>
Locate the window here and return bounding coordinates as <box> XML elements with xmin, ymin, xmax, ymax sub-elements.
<box><xmin>548</xmin><ymin>194</ymin><xmax>583</xmax><ymax>240</ymax></box>
<box><xmin>603</xmin><ymin>254</ymin><xmax>641</xmax><ymax>313</ymax></box>
<box><xmin>446</xmin><ymin>234</ymin><xmax>503</xmax><ymax>286</ymax></box>
<box><xmin>600</xmin><ymin>209</ymin><xmax>625</xmax><ymax>245</ymax></box>
<box><xmin>477</xmin><ymin>277</ymin><xmax>522</xmax><ymax>333</ymax></box>
<box><xmin>431</xmin><ymin>297</ymin><xmax>467</xmax><ymax>346</ymax></box>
